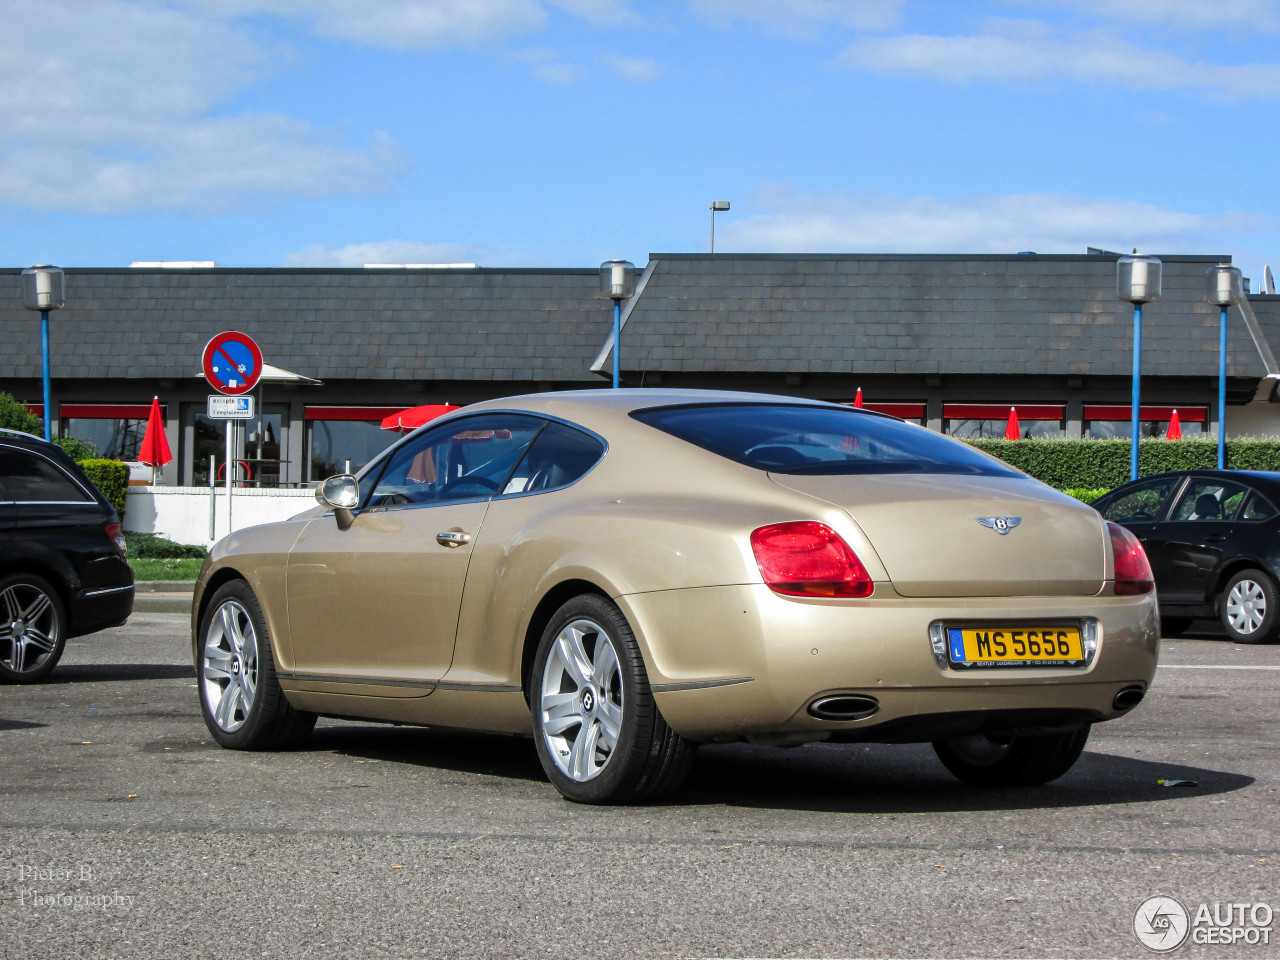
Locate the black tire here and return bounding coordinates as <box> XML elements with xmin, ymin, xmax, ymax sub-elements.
<box><xmin>530</xmin><ymin>594</ymin><xmax>695</xmax><ymax>804</ymax></box>
<box><xmin>0</xmin><ymin>574</ymin><xmax>67</xmax><ymax>683</ymax></box>
<box><xmin>197</xmin><ymin>580</ymin><xmax>316</xmax><ymax>749</ymax></box>
<box><xmin>1219</xmin><ymin>569</ymin><xmax>1280</xmax><ymax>644</ymax></box>
<box><xmin>933</xmin><ymin>727</ymin><xmax>1090</xmax><ymax>787</ymax></box>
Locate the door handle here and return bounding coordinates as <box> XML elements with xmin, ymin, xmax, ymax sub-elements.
<box><xmin>436</xmin><ymin>531</ymin><xmax>472</xmax><ymax>547</ymax></box>
<box><xmin>1205</xmin><ymin>534</ymin><xmax>1227</xmax><ymax>543</ymax></box>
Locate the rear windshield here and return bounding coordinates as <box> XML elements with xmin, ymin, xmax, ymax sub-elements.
<box><xmin>632</xmin><ymin>403</ymin><xmax>1022</xmax><ymax>477</ymax></box>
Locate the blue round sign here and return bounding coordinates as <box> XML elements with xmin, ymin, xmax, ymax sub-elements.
<box><xmin>202</xmin><ymin>331</ymin><xmax>263</xmax><ymax>395</ymax></box>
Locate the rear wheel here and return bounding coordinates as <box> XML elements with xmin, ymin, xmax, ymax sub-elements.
<box><xmin>1220</xmin><ymin>569</ymin><xmax>1279</xmax><ymax>644</ymax></box>
<box><xmin>933</xmin><ymin>727</ymin><xmax>1090</xmax><ymax>786</ymax></box>
<box><xmin>198</xmin><ymin>580</ymin><xmax>316</xmax><ymax>749</ymax></box>
<box><xmin>530</xmin><ymin>594</ymin><xmax>695</xmax><ymax>804</ymax></box>
<box><xmin>0</xmin><ymin>574</ymin><xmax>66</xmax><ymax>683</ymax></box>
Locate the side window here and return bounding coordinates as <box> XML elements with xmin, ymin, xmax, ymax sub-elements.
<box><xmin>365</xmin><ymin>415</ymin><xmax>543</xmax><ymax>509</ymax></box>
<box><xmin>1098</xmin><ymin>477</ymin><xmax>1179</xmax><ymax>523</ymax></box>
<box><xmin>0</xmin><ymin>448</ymin><xmax>92</xmax><ymax>503</ymax></box>
<box><xmin>1241</xmin><ymin>492</ymin><xmax>1278</xmax><ymax>521</ymax></box>
<box><xmin>1170</xmin><ymin>479</ymin><xmax>1249</xmax><ymax>522</ymax></box>
<box><xmin>501</xmin><ymin>422</ymin><xmax>605</xmax><ymax>495</ymax></box>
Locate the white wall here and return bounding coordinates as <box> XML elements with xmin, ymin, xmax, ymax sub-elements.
<box><xmin>125</xmin><ymin>486</ymin><xmax>316</xmax><ymax>547</ymax></box>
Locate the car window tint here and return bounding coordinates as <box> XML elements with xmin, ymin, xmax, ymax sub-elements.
<box><xmin>1240</xmin><ymin>492</ymin><xmax>1277</xmax><ymax>521</ymax></box>
<box><xmin>1170</xmin><ymin>479</ymin><xmax>1249</xmax><ymax>521</ymax></box>
<box><xmin>0</xmin><ymin>448</ymin><xmax>92</xmax><ymax>503</ymax></box>
<box><xmin>365</xmin><ymin>415</ymin><xmax>543</xmax><ymax>508</ymax></box>
<box><xmin>1097</xmin><ymin>477</ymin><xmax>1180</xmax><ymax>523</ymax></box>
<box><xmin>502</xmin><ymin>421</ymin><xmax>605</xmax><ymax>495</ymax></box>
<box><xmin>632</xmin><ymin>404</ymin><xmax>1020</xmax><ymax>477</ymax></box>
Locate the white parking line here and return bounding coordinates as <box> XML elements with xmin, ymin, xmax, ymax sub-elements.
<box><xmin>1159</xmin><ymin>664</ymin><xmax>1280</xmax><ymax>670</ymax></box>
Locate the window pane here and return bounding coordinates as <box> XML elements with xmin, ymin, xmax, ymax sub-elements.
<box><xmin>947</xmin><ymin>418</ymin><xmax>1064</xmax><ymax>439</ymax></box>
<box><xmin>1242</xmin><ymin>493</ymin><xmax>1277</xmax><ymax>521</ymax></box>
<box><xmin>62</xmin><ymin>417</ymin><xmax>139</xmax><ymax>459</ymax></box>
<box><xmin>502</xmin><ymin>421</ymin><xmax>604</xmax><ymax>495</ymax></box>
<box><xmin>0</xmin><ymin>449</ymin><xmax>92</xmax><ymax>502</ymax></box>
<box><xmin>309</xmin><ymin>420</ymin><xmax>394</xmax><ymax>481</ymax></box>
<box><xmin>1086</xmin><ymin>420</ymin><xmax>1204</xmax><ymax>439</ymax></box>
<box><xmin>634</xmin><ymin>404</ymin><xmax>1020</xmax><ymax>477</ymax></box>
<box><xmin>367</xmin><ymin>415</ymin><xmax>543</xmax><ymax>508</ymax></box>
<box><xmin>1171</xmin><ymin>479</ymin><xmax>1249</xmax><ymax>521</ymax></box>
<box><xmin>1098</xmin><ymin>477</ymin><xmax>1179</xmax><ymax>522</ymax></box>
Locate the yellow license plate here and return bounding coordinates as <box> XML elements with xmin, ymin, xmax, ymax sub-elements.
<box><xmin>947</xmin><ymin>625</ymin><xmax>1084</xmax><ymax>668</ymax></box>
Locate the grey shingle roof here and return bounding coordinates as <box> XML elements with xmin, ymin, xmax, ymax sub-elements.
<box><xmin>606</xmin><ymin>254</ymin><xmax>1275</xmax><ymax>380</ymax></box>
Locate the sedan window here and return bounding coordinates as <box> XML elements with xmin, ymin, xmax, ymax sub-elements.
<box><xmin>1170</xmin><ymin>479</ymin><xmax>1249</xmax><ymax>521</ymax></box>
<box><xmin>365</xmin><ymin>415</ymin><xmax>543</xmax><ymax>508</ymax></box>
<box><xmin>1097</xmin><ymin>476</ymin><xmax>1180</xmax><ymax>523</ymax></box>
<box><xmin>0</xmin><ymin>448</ymin><xmax>92</xmax><ymax>503</ymax></box>
<box><xmin>1240</xmin><ymin>492</ymin><xmax>1277</xmax><ymax>521</ymax></box>
<box><xmin>501</xmin><ymin>421</ymin><xmax>605</xmax><ymax>495</ymax></box>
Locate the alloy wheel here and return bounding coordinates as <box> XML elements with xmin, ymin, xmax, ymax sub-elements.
<box><xmin>202</xmin><ymin>599</ymin><xmax>260</xmax><ymax>732</ymax></box>
<box><xmin>537</xmin><ymin>618</ymin><xmax>624</xmax><ymax>782</ymax></box>
<box><xmin>0</xmin><ymin>582</ymin><xmax>61</xmax><ymax>676</ymax></box>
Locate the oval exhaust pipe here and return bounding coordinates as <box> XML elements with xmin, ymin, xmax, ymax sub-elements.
<box><xmin>1113</xmin><ymin>685</ymin><xmax>1145</xmax><ymax>711</ymax></box>
<box><xmin>808</xmin><ymin>694</ymin><xmax>880</xmax><ymax>722</ymax></box>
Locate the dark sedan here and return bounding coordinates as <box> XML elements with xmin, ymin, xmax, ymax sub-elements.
<box><xmin>1092</xmin><ymin>470</ymin><xmax>1280</xmax><ymax>643</ymax></box>
<box><xmin>0</xmin><ymin>428</ymin><xmax>134</xmax><ymax>681</ymax></box>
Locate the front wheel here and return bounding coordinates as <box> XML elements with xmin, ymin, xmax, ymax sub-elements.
<box><xmin>0</xmin><ymin>574</ymin><xmax>67</xmax><ymax>683</ymax></box>
<box><xmin>933</xmin><ymin>727</ymin><xmax>1090</xmax><ymax>786</ymax></box>
<box><xmin>530</xmin><ymin>594</ymin><xmax>695</xmax><ymax>804</ymax></box>
<box><xmin>1220</xmin><ymin>569</ymin><xmax>1280</xmax><ymax>644</ymax></box>
<box><xmin>198</xmin><ymin>580</ymin><xmax>316</xmax><ymax>749</ymax></box>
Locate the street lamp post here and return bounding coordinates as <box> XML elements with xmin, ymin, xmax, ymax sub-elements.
<box><xmin>1206</xmin><ymin>264</ymin><xmax>1244</xmax><ymax>469</ymax></box>
<box><xmin>709</xmin><ymin>201</ymin><xmax>730</xmax><ymax>253</ymax></box>
<box><xmin>1116</xmin><ymin>254</ymin><xmax>1162</xmax><ymax>482</ymax></box>
<box><xmin>20</xmin><ymin>265</ymin><xmax>66</xmax><ymax>442</ymax></box>
<box><xmin>599</xmin><ymin>260</ymin><xmax>636</xmax><ymax>389</ymax></box>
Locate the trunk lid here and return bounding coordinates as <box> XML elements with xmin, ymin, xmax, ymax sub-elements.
<box><xmin>771</xmin><ymin>472</ymin><xmax>1106</xmax><ymax>597</ymax></box>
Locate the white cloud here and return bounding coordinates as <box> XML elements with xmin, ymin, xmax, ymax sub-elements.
<box><xmin>840</xmin><ymin>24</ymin><xmax>1280</xmax><ymax>98</ymax></box>
<box><xmin>1030</xmin><ymin>0</ymin><xmax>1279</xmax><ymax>31</ymax></box>
<box><xmin>687</xmin><ymin>0</ymin><xmax>903</xmax><ymax>38</ymax></box>
<box><xmin>605</xmin><ymin>56</ymin><xmax>659</xmax><ymax>81</ymax></box>
<box><xmin>283</xmin><ymin>240</ymin><xmax>511</xmax><ymax>266</ymax></box>
<box><xmin>547</xmin><ymin>0</ymin><xmax>641</xmax><ymax>26</ymax></box>
<box><xmin>189</xmin><ymin>0</ymin><xmax>549</xmax><ymax>50</ymax></box>
<box><xmin>0</xmin><ymin>0</ymin><xmax>407</xmax><ymax>213</ymax></box>
<box><xmin>719</xmin><ymin>187</ymin><xmax>1267</xmax><ymax>255</ymax></box>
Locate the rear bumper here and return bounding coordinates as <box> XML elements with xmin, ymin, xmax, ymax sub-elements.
<box><xmin>618</xmin><ymin>583</ymin><xmax>1159</xmax><ymax>742</ymax></box>
<box><xmin>68</xmin><ymin>584</ymin><xmax>135</xmax><ymax>637</ymax></box>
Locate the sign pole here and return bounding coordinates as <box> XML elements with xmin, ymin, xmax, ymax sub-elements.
<box><xmin>202</xmin><ymin>331</ymin><xmax>263</xmax><ymax>541</ymax></box>
<box><xmin>225</xmin><ymin>420</ymin><xmax>234</xmax><ymax>537</ymax></box>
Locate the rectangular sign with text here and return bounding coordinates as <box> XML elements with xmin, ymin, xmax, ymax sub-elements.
<box><xmin>207</xmin><ymin>395</ymin><xmax>255</xmax><ymax>419</ymax></box>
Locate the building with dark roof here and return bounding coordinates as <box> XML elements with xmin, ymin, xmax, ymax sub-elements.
<box><xmin>3</xmin><ymin>251</ymin><xmax>1278</xmax><ymax>487</ymax></box>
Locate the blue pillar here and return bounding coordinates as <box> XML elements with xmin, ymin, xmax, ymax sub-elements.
<box><xmin>1218</xmin><ymin>305</ymin><xmax>1228</xmax><ymax>469</ymax></box>
<box><xmin>41</xmin><ymin>309</ymin><xmax>51</xmax><ymax>442</ymax></box>
<box><xmin>612</xmin><ymin>301</ymin><xmax>621</xmax><ymax>389</ymax></box>
<box><xmin>1130</xmin><ymin>303</ymin><xmax>1142</xmax><ymax>482</ymax></box>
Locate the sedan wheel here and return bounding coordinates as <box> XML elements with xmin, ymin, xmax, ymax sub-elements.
<box><xmin>933</xmin><ymin>727</ymin><xmax>1090</xmax><ymax>786</ymax></box>
<box><xmin>1221</xmin><ymin>569</ymin><xmax>1279</xmax><ymax>644</ymax></box>
<box><xmin>197</xmin><ymin>581</ymin><xmax>316</xmax><ymax>749</ymax></box>
<box><xmin>0</xmin><ymin>575</ymin><xmax>67</xmax><ymax>683</ymax></box>
<box><xmin>531</xmin><ymin>595</ymin><xmax>695</xmax><ymax>803</ymax></box>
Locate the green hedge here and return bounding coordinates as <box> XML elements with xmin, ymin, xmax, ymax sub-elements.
<box><xmin>124</xmin><ymin>531</ymin><xmax>206</xmax><ymax>559</ymax></box>
<box><xmin>965</xmin><ymin>438</ymin><xmax>1280</xmax><ymax>490</ymax></box>
<box><xmin>78</xmin><ymin>459</ymin><xmax>129</xmax><ymax>521</ymax></box>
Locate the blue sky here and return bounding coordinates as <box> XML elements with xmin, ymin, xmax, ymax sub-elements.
<box><xmin>4</xmin><ymin>0</ymin><xmax>1280</xmax><ymax>281</ymax></box>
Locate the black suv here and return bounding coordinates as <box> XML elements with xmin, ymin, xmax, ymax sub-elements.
<box><xmin>0</xmin><ymin>428</ymin><xmax>134</xmax><ymax>681</ymax></box>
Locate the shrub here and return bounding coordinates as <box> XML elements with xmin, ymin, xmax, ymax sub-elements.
<box><xmin>78</xmin><ymin>459</ymin><xmax>129</xmax><ymax>521</ymax></box>
<box><xmin>124</xmin><ymin>531</ymin><xmax>207</xmax><ymax>559</ymax></box>
<box><xmin>964</xmin><ymin>437</ymin><xmax>1280</xmax><ymax>490</ymax></box>
<box><xmin>0</xmin><ymin>390</ymin><xmax>42</xmax><ymax>434</ymax></box>
<box><xmin>1063</xmin><ymin>488</ymin><xmax>1110</xmax><ymax>503</ymax></box>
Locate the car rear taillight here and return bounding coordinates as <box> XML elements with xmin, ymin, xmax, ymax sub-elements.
<box><xmin>1108</xmin><ymin>521</ymin><xmax>1153</xmax><ymax>595</ymax></box>
<box><xmin>106</xmin><ymin>522</ymin><xmax>127</xmax><ymax>558</ymax></box>
<box><xmin>750</xmin><ymin>521</ymin><xmax>873</xmax><ymax>598</ymax></box>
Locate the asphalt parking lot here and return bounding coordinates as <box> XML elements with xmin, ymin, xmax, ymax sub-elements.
<box><xmin>1</xmin><ymin>612</ymin><xmax>1276</xmax><ymax>960</ymax></box>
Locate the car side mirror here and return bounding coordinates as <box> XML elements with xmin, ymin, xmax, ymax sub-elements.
<box><xmin>316</xmin><ymin>474</ymin><xmax>360</xmax><ymax>530</ymax></box>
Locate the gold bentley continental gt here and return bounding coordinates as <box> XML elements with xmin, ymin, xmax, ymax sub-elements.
<box><xmin>192</xmin><ymin>390</ymin><xmax>1159</xmax><ymax>803</ymax></box>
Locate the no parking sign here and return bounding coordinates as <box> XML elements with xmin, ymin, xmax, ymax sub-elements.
<box><xmin>202</xmin><ymin>331</ymin><xmax>263</xmax><ymax>395</ymax></box>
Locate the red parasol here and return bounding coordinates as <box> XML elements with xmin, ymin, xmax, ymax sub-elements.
<box><xmin>138</xmin><ymin>397</ymin><xmax>172</xmax><ymax>469</ymax></box>
<box><xmin>1166</xmin><ymin>409</ymin><xmax>1182</xmax><ymax>440</ymax></box>
<box><xmin>853</xmin><ymin>388</ymin><xmax>863</xmax><ymax>408</ymax></box>
<box><xmin>1004</xmin><ymin>407</ymin><xmax>1020</xmax><ymax>441</ymax></box>
<box><xmin>380</xmin><ymin>404</ymin><xmax>459</xmax><ymax>433</ymax></box>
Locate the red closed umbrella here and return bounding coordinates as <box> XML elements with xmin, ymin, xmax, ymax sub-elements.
<box><xmin>853</xmin><ymin>388</ymin><xmax>863</xmax><ymax>408</ymax></box>
<box><xmin>1166</xmin><ymin>409</ymin><xmax>1182</xmax><ymax>440</ymax></box>
<box><xmin>380</xmin><ymin>404</ymin><xmax>459</xmax><ymax>433</ymax></box>
<box><xmin>138</xmin><ymin>397</ymin><xmax>172</xmax><ymax>480</ymax></box>
<box><xmin>1004</xmin><ymin>407</ymin><xmax>1020</xmax><ymax>441</ymax></box>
